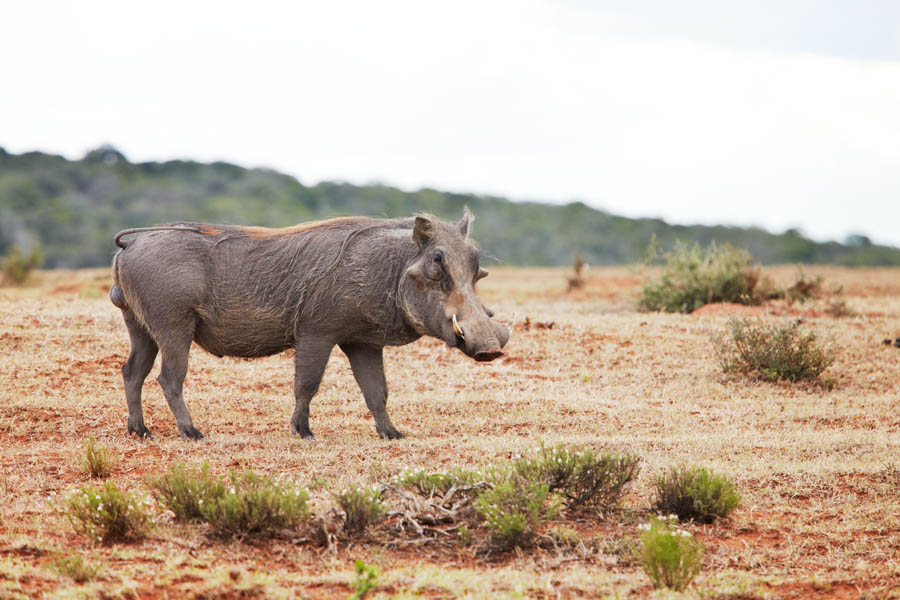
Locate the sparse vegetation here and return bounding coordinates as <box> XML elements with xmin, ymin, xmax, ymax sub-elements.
<box><xmin>713</xmin><ymin>317</ymin><xmax>837</xmax><ymax>382</ymax></box>
<box><xmin>639</xmin><ymin>515</ymin><xmax>705</xmax><ymax>591</ymax></box>
<box><xmin>784</xmin><ymin>269</ymin><xmax>824</xmax><ymax>304</ymax></box>
<box><xmin>146</xmin><ymin>462</ymin><xmax>226</xmax><ymax>522</ymax></box>
<box><xmin>654</xmin><ymin>466</ymin><xmax>741</xmax><ymax>524</ymax></box>
<box><xmin>513</xmin><ymin>444</ymin><xmax>641</xmax><ymax>512</ymax></box>
<box><xmin>67</xmin><ymin>481</ymin><xmax>153</xmax><ymax>543</ymax></box>
<box><xmin>335</xmin><ymin>485</ymin><xmax>386</xmax><ymax>535</ymax></box>
<box><xmin>394</xmin><ymin>466</ymin><xmax>481</xmax><ymax>497</ymax></box>
<box><xmin>80</xmin><ymin>436</ymin><xmax>115</xmax><ymax>479</ymax></box>
<box><xmin>49</xmin><ymin>552</ymin><xmax>101</xmax><ymax>583</ymax></box>
<box><xmin>640</xmin><ymin>241</ymin><xmax>778</xmax><ymax>313</ymax></box>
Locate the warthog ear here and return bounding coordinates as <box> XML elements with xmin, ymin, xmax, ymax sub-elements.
<box><xmin>457</xmin><ymin>206</ymin><xmax>473</xmax><ymax>238</ymax></box>
<box><xmin>477</xmin><ymin>268</ymin><xmax>489</xmax><ymax>280</ymax></box>
<box><xmin>413</xmin><ymin>216</ymin><xmax>434</xmax><ymax>248</ymax></box>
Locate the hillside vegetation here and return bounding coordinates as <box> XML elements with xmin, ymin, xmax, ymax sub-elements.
<box><xmin>2</xmin><ymin>145</ymin><xmax>898</xmax><ymax>268</ymax></box>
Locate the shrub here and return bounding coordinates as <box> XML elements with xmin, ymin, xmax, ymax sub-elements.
<box><xmin>198</xmin><ymin>470</ymin><xmax>309</xmax><ymax>539</ymax></box>
<box><xmin>49</xmin><ymin>552</ymin><xmax>101</xmax><ymax>583</ymax></box>
<box><xmin>640</xmin><ymin>241</ymin><xmax>777</xmax><ymax>313</ymax></box>
<box><xmin>514</xmin><ymin>444</ymin><xmax>640</xmax><ymax>512</ymax></box>
<box><xmin>394</xmin><ymin>466</ymin><xmax>481</xmax><ymax>497</ymax></box>
<box><xmin>349</xmin><ymin>559</ymin><xmax>379</xmax><ymax>600</ymax></box>
<box><xmin>784</xmin><ymin>269</ymin><xmax>823</xmax><ymax>304</ymax></box>
<box><xmin>1</xmin><ymin>244</ymin><xmax>43</xmax><ymax>286</ymax></box>
<box><xmin>67</xmin><ymin>481</ymin><xmax>153</xmax><ymax>543</ymax></box>
<box><xmin>80</xmin><ymin>436</ymin><xmax>114</xmax><ymax>479</ymax></box>
<box><xmin>713</xmin><ymin>317</ymin><xmax>836</xmax><ymax>382</ymax></box>
<box><xmin>474</xmin><ymin>477</ymin><xmax>558</xmax><ymax>549</ymax></box>
<box><xmin>639</xmin><ymin>515</ymin><xmax>704</xmax><ymax>591</ymax></box>
<box><xmin>147</xmin><ymin>462</ymin><xmax>226</xmax><ymax>522</ymax></box>
<box><xmin>654</xmin><ymin>466</ymin><xmax>740</xmax><ymax>523</ymax></box>
<box><xmin>335</xmin><ymin>485</ymin><xmax>386</xmax><ymax>535</ymax></box>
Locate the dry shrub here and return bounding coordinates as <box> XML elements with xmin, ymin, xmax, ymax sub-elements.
<box><xmin>713</xmin><ymin>317</ymin><xmax>836</xmax><ymax>382</ymax></box>
<box><xmin>654</xmin><ymin>466</ymin><xmax>740</xmax><ymax>524</ymax></box>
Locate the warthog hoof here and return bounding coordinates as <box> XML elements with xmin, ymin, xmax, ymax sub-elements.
<box><xmin>378</xmin><ymin>427</ymin><xmax>405</xmax><ymax>440</ymax></box>
<box><xmin>128</xmin><ymin>423</ymin><xmax>153</xmax><ymax>439</ymax></box>
<box><xmin>179</xmin><ymin>425</ymin><xmax>205</xmax><ymax>440</ymax></box>
<box><xmin>290</xmin><ymin>423</ymin><xmax>316</xmax><ymax>440</ymax></box>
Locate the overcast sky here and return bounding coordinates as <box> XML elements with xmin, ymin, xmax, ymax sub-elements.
<box><xmin>2</xmin><ymin>1</ymin><xmax>899</xmax><ymax>246</ymax></box>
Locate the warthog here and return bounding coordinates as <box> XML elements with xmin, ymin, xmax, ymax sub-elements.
<box><xmin>109</xmin><ymin>209</ymin><xmax>509</xmax><ymax>440</ymax></box>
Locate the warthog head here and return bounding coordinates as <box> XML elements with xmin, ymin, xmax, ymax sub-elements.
<box><xmin>399</xmin><ymin>209</ymin><xmax>510</xmax><ymax>361</ymax></box>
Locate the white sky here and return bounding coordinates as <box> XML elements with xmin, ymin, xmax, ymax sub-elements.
<box><xmin>2</xmin><ymin>1</ymin><xmax>899</xmax><ymax>246</ymax></box>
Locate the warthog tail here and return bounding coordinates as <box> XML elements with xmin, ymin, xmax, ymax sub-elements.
<box><xmin>113</xmin><ymin>225</ymin><xmax>205</xmax><ymax>249</ymax></box>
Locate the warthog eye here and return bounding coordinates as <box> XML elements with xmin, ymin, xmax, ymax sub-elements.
<box><xmin>433</xmin><ymin>250</ymin><xmax>445</xmax><ymax>266</ymax></box>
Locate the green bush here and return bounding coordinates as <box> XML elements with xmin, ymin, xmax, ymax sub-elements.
<box><xmin>1</xmin><ymin>244</ymin><xmax>43</xmax><ymax>286</ymax></box>
<box><xmin>394</xmin><ymin>466</ymin><xmax>481</xmax><ymax>497</ymax></box>
<box><xmin>198</xmin><ymin>470</ymin><xmax>309</xmax><ymax>539</ymax></box>
<box><xmin>67</xmin><ymin>481</ymin><xmax>153</xmax><ymax>543</ymax></box>
<box><xmin>639</xmin><ymin>515</ymin><xmax>704</xmax><ymax>591</ymax></box>
<box><xmin>335</xmin><ymin>485</ymin><xmax>386</xmax><ymax>535</ymax></box>
<box><xmin>49</xmin><ymin>552</ymin><xmax>101</xmax><ymax>583</ymax></box>
<box><xmin>474</xmin><ymin>477</ymin><xmax>559</xmax><ymax>549</ymax></box>
<box><xmin>146</xmin><ymin>462</ymin><xmax>226</xmax><ymax>521</ymax></box>
<box><xmin>713</xmin><ymin>317</ymin><xmax>836</xmax><ymax>382</ymax></box>
<box><xmin>513</xmin><ymin>444</ymin><xmax>640</xmax><ymax>512</ymax></box>
<box><xmin>640</xmin><ymin>241</ymin><xmax>777</xmax><ymax>313</ymax></box>
<box><xmin>654</xmin><ymin>466</ymin><xmax>740</xmax><ymax>524</ymax></box>
<box><xmin>80</xmin><ymin>436</ymin><xmax>114</xmax><ymax>479</ymax></box>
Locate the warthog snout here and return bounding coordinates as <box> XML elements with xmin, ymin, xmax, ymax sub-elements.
<box><xmin>455</xmin><ymin>314</ymin><xmax>509</xmax><ymax>362</ymax></box>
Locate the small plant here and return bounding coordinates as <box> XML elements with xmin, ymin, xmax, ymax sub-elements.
<box><xmin>147</xmin><ymin>462</ymin><xmax>226</xmax><ymax>522</ymax></box>
<box><xmin>80</xmin><ymin>436</ymin><xmax>114</xmax><ymax>479</ymax></box>
<box><xmin>49</xmin><ymin>552</ymin><xmax>101</xmax><ymax>583</ymax></box>
<box><xmin>199</xmin><ymin>469</ymin><xmax>309</xmax><ymax>539</ymax></box>
<box><xmin>514</xmin><ymin>444</ymin><xmax>640</xmax><ymax>512</ymax></box>
<box><xmin>67</xmin><ymin>481</ymin><xmax>153</xmax><ymax>543</ymax></box>
<box><xmin>0</xmin><ymin>244</ymin><xmax>43</xmax><ymax>286</ymax></box>
<box><xmin>825</xmin><ymin>297</ymin><xmax>855</xmax><ymax>318</ymax></box>
<box><xmin>335</xmin><ymin>484</ymin><xmax>386</xmax><ymax>535</ymax></box>
<box><xmin>349</xmin><ymin>559</ymin><xmax>378</xmax><ymax>600</ymax></box>
<box><xmin>474</xmin><ymin>477</ymin><xmax>558</xmax><ymax>549</ymax></box>
<box><xmin>654</xmin><ymin>465</ymin><xmax>740</xmax><ymax>524</ymax></box>
<box><xmin>785</xmin><ymin>269</ymin><xmax>823</xmax><ymax>304</ymax></box>
<box><xmin>640</xmin><ymin>241</ymin><xmax>777</xmax><ymax>313</ymax></box>
<box><xmin>639</xmin><ymin>515</ymin><xmax>704</xmax><ymax>591</ymax></box>
<box><xmin>713</xmin><ymin>317</ymin><xmax>836</xmax><ymax>382</ymax></box>
<box><xmin>394</xmin><ymin>466</ymin><xmax>480</xmax><ymax>497</ymax></box>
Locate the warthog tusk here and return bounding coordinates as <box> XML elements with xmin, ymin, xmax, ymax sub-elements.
<box><xmin>452</xmin><ymin>314</ymin><xmax>465</xmax><ymax>339</ymax></box>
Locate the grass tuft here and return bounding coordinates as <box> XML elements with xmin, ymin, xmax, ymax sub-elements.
<box><xmin>67</xmin><ymin>481</ymin><xmax>153</xmax><ymax>543</ymax></box>
<box><xmin>147</xmin><ymin>462</ymin><xmax>226</xmax><ymax>522</ymax></box>
<box><xmin>513</xmin><ymin>444</ymin><xmax>640</xmax><ymax>512</ymax></box>
<box><xmin>49</xmin><ymin>552</ymin><xmax>101</xmax><ymax>583</ymax></box>
<box><xmin>713</xmin><ymin>317</ymin><xmax>836</xmax><ymax>382</ymax></box>
<box><xmin>80</xmin><ymin>436</ymin><xmax>114</xmax><ymax>479</ymax></box>
<box><xmin>474</xmin><ymin>476</ymin><xmax>559</xmax><ymax>549</ymax></box>
<box><xmin>394</xmin><ymin>467</ymin><xmax>481</xmax><ymax>497</ymax></box>
<box><xmin>654</xmin><ymin>465</ymin><xmax>740</xmax><ymax>524</ymax></box>
<box><xmin>334</xmin><ymin>484</ymin><xmax>386</xmax><ymax>535</ymax></box>
<box><xmin>639</xmin><ymin>515</ymin><xmax>704</xmax><ymax>591</ymax></box>
<box><xmin>198</xmin><ymin>469</ymin><xmax>309</xmax><ymax>539</ymax></box>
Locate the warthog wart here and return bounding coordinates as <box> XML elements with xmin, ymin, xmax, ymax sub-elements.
<box><xmin>109</xmin><ymin>209</ymin><xmax>509</xmax><ymax>440</ymax></box>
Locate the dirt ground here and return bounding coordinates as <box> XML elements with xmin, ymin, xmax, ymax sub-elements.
<box><xmin>1</xmin><ymin>265</ymin><xmax>899</xmax><ymax>599</ymax></box>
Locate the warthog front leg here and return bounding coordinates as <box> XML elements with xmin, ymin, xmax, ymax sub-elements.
<box><xmin>121</xmin><ymin>310</ymin><xmax>158</xmax><ymax>439</ymax></box>
<box><xmin>341</xmin><ymin>343</ymin><xmax>403</xmax><ymax>440</ymax></box>
<box><xmin>291</xmin><ymin>337</ymin><xmax>333</xmax><ymax>440</ymax></box>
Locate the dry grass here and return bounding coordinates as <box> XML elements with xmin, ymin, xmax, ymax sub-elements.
<box><xmin>1</xmin><ymin>266</ymin><xmax>899</xmax><ymax>598</ymax></box>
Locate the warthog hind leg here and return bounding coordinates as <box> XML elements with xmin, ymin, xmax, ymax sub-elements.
<box><xmin>290</xmin><ymin>337</ymin><xmax>333</xmax><ymax>440</ymax></box>
<box><xmin>121</xmin><ymin>310</ymin><xmax>158</xmax><ymax>439</ymax></box>
<box><xmin>156</xmin><ymin>327</ymin><xmax>203</xmax><ymax>440</ymax></box>
<box><xmin>341</xmin><ymin>343</ymin><xmax>404</xmax><ymax>440</ymax></box>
